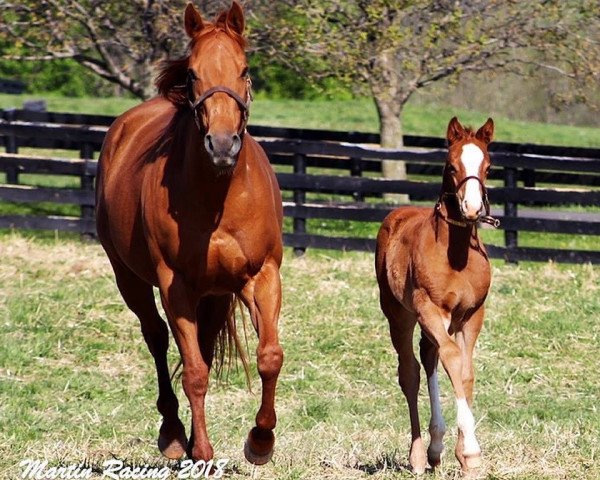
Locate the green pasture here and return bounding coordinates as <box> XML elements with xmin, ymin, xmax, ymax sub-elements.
<box><xmin>0</xmin><ymin>234</ymin><xmax>598</xmax><ymax>479</ymax></box>
<box><xmin>1</xmin><ymin>92</ymin><xmax>599</xmax><ymax>148</ymax></box>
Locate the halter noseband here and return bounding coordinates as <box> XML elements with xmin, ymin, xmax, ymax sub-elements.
<box><xmin>187</xmin><ymin>69</ymin><xmax>252</xmax><ymax>135</ymax></box>
<box><xmin>435</xmin><ymin>174</ymin><xmax>500</xmax><ymax>228</ymax></box>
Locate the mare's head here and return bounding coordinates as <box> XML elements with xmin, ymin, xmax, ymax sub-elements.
<box><xmin>157</xmin><ymin>1</ymin><xmax>251</xmax><ymax>171</ymax></box>
<box><xmin>444</xmin><ymin>117</ymin><xmax>494</xmax><ymax>222</ymax></box>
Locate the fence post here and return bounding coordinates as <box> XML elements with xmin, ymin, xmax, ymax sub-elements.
<box><xmin>4</xmin><ymin>109</ymin><xmax>19</xmax><ymax>184</ymax></box>
<box><xmin>80</xmin><ymin>142</ymin><xmax>95</xmax><ymax>240</ymax></box>
<box><xmin>293</xmin><ymin>152</ymin><xmax>307</xmax><ymax>256</ymax></box>
<box><xmin>350</xmin><ymin>157</ymin><xmax>364</xmax><ymax>202</ymax></box>
<box><xmin>523</xmin><ymin>168</ymin><xmax>535</xmax><ymax>188</ymax></box>
<box><xmin>504</xmin><ymin>166</ymin><xmax>518</xmax><ymax>264</ymax></box>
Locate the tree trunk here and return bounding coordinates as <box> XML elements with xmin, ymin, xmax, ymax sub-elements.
<box><xmin>374</xmin><ymin>93</ymin><xmax>409</xmax><ymax>204</ymax></box>
<box><xmin>370</xmin><ymin>47</ymin><xmax>410</xmax><ymax>204</ymax></box>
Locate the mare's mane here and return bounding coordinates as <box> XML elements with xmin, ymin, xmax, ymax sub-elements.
<box><xmin>155</xmin><ymin>14</ymin><xmax>247</xmax><ymax>107</ymax></box>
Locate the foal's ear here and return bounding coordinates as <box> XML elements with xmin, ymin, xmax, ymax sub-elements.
<box><xmin>447</xmin><ymin>116</ymin><xmax>465</xmax><ymax>145</ymax></box>
<box><xmin>184</xmin><ymin>3</ymin><xmax>204</xmax><ymax>38</ymax></box>
<box><xmin>476</xmin><ymin>118</ymin><xmax>494</xmax><ymax>145</ymax></box>
<box><xmin>226</xmin><ymin>1</ymin><xmax>245</xmax><ymax>35</ymax></box>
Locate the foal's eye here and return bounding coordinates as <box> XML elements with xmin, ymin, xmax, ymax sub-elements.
<box><xmin>241</xmin><ymin>67</ymin><xmax>249</xmax><ymax>78</ymax></box>
<box><xmin>447</xmin><ymin>165</ymin><xmax>457</xmax><ymax>174</ymax></box>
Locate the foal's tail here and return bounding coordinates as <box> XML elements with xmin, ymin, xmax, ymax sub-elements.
<box><xmin>169</xmin><ymin>295</ymin><xmax>252</xmax><ymax>390</ymax></box>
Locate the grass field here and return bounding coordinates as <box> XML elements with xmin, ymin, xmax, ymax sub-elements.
<box><xmin>0</xmin><ymin>234</ymin><xmax>598</xmax><ymax>479</ymax></box>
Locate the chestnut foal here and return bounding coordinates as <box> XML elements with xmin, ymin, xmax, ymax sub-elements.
<box><xmin>375</xmin><ymin>117</ymin><xmax>498</xmax><ymax>475</ymax></box>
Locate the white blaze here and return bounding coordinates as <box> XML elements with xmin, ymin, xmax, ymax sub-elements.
<box><xmin>460</xmin><ymin>143</ymin><xmax>484</xmax><ymax>216</ymax></box>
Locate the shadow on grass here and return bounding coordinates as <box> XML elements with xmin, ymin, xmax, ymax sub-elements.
<box><xmin>324</xmin><ymin>451</ymin><xmax>420</xmax><ymax>476</ymax></box>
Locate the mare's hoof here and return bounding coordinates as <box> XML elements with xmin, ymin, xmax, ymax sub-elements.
<box><xmin>244</xmin><ymin>439</ymin><xmax>273</xmax><ymax>465</ymax></box>
<box><xmin>158</xmin><ymin>422</ymin><xmax>188</xmax><ymax>459</ymax></box>
<box><xmin>243</xmin><ymin>427</ymin><xmax>275</xmax><ymax>465</ymax></box>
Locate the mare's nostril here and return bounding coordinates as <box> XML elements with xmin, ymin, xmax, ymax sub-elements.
<box><xmin>231</xmin><ymin>134</ymin><xmax>241</xmax><ymax>154</ymax></box>
<box><xmin>204</xmin><ymin>134</ymin><xmax>214</xmax><ymax>153</ymax></box>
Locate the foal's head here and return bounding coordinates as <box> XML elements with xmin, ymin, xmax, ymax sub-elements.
<box><xmin>444</xmin><ymin>117</ymin><xmax>494</xmax><ymax>222</ymax></box>
<box><xmin>158</xmin><ymin>2</ymin><xmax>251</xmax><ymax>171</ymax></box>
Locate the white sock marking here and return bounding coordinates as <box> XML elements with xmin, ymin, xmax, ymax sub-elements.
<box><xmin>427</xmin><ymin>370</ymin><xmax>446</xmax><ymax>456</ymax></box>
<box><xmin>456</xmin><ymin>398</ymin><xmax>480</xmax><ymax>456</ymax></box>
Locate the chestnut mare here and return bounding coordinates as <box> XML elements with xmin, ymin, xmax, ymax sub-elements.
<box><xmin>375</xmin><ymin>117</ymin><xmax>498</xmax><ymax>475</ymax></box>
<box><xmin>96</xmin><ymin>2</ymin><xmax>283</xmax><ymax>465</ymax></box>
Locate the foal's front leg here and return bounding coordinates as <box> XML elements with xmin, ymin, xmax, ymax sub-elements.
<box><xmin>240</xmin><ymin>259</ymin><xmax>284</xmax><ymax>465</ymax></box>
<box><xmin>158</xmin><ymin>270</ymin><xmax>214</xmax><ymax>462</ymax></box>
<box><xmin>416</xmin><ymin>294</ymin><xmax>482</xmax><ymax>475</ymax></box>
<box><xmin>454</xmin><ymin>307</ymin><xmax>484</xmax><ymax>472</ymax></box>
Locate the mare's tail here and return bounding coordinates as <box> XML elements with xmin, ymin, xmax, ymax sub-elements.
<box><xmin>214</xmin><ymin>295</ymin><xmax>252</xmax><ymax>390</ymax></box>
<box><xmin>170</xmin><ymin>295</ymin><xmax>252</xmax><ymax>390</ymax></box>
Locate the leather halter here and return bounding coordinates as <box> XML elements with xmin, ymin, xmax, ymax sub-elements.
<box><xmin>187</xmin><ymin>69</ymin><xmax>252</xmax><ymax>135</ymax></box>
<box><xmin>435</xmin><ymin>172</ymin><xmax>500</xmax><ymax>228</ymax></box>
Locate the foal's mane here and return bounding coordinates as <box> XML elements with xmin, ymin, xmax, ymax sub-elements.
<box><xmin>155</xmin><ymin>13</ymin><xmax>247</xmax><ymax>107</ymax></box>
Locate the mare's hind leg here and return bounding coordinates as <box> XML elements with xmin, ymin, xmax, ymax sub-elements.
<box><xmin>381</xmin><ymin>296</ymin><xmax>426</xmax><ymax>474</ymax></box>
<box><xmin>185</xmin><ymin>295</ymin><xmax>230</xmax><ymax>455</ymax></box>
<box><xmin>240</xmin><ymin>259</ymin><xmax>283</xmax><ymax>465</ymax></box>
<box><xmin>109</xmin><ymin>258</ymin><xmax>187</xmax><ymax>459</ymax></box>
<box><xmin>420</xmin><ymin>333</ymin><xmax>446</xmax><ymax>468</ymax></box>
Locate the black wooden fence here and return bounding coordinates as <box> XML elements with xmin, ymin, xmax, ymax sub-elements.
<box><xmin>1</xmin><ymin>109</ymin><xmax>599</xmax><ymax>263</ymax></box>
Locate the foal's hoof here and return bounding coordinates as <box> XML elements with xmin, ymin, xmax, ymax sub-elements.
<box><xmin>158</xmin><ymin>421</ymin><xmax>188</xmax><ymax>460</ymax></box>
<box><xmin>461</xmin><ymin>454</ymin><xmax>483</xmax><ymax>478</ymax></box>
<box><xmin>427</xmin><ymin>446</ymin><xmax>443</xmax><ymax>468</ymax></box>
<box><xmin>243</xmin><ymin>427</ymin><xmax>274</xmax><ymax>465</ymax></box>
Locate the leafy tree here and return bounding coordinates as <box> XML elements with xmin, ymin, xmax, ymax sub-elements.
<box><xmin>0</xmin><ymin>0</ymin><xmax>235</xmax><ymax>99</ymax></box>
<box><xmin>253</xmin><ymin>0</ymin><xmax>600</xmax><ymax>188</ymax></box>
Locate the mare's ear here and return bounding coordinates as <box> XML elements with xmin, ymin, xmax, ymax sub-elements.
<box><xmin>447</xmin><ymin>116</ymin><xmax>465</xmax><ymax>145</ymax></box>
<box><xmin>476</xmin><ymin>118</ymin><xmax>494</xmax><ymax>145</ymax></box>
<box><xmin>226</xmin><ymin>1</ymin><xmax>245</xmax><ymax>35</ymax></box>
<box><xmin>184</xmin><ymin>3</ymin><xmax>204</xmax><ymax>38</ymax></box>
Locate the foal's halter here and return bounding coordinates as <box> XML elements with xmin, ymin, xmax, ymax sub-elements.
<box><xmin>186</xmin><ymin>69</ymin><xmax>253</xmax><ymax>134</ymax></box>
<box><xmin>435</xmin><ymin>173</ymin><xmax>500</xmax><ymax>228</ymax></box>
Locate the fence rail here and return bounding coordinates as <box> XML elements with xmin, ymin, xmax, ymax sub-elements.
<box><xmin>1</xmin><ymin>109</ymin><xmax>599</xmax><ymax>263</ymax></box>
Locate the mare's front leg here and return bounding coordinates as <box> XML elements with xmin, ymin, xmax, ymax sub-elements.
<box><xmin>415</xmin><ymin>292</ymin><xmax>482</xmax><ymax>476</ymax></box>
<box><xmin>240</xmin><ymin>259</ymin><xmax>284</xmax><ymax>465</ymax></box>
<box><xmin>158</xmin><ymin>268</ymin><xmax>214</xmax><ymax>462</ymax></box>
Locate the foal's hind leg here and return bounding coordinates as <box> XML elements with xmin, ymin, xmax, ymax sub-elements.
<box><xmin>420</xmin><ymin>333</ymin><xmax>446</xmax><ymax>468</ymax></box>
<box><xmin>109</xmin><ymin>259</ymin><xmax>187</xmax><ymax>459</ymax></box>
<box><xmin>382</xmin><ymin>298</ymin><xmax>426</xmax><ymax>474</ymax></box>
